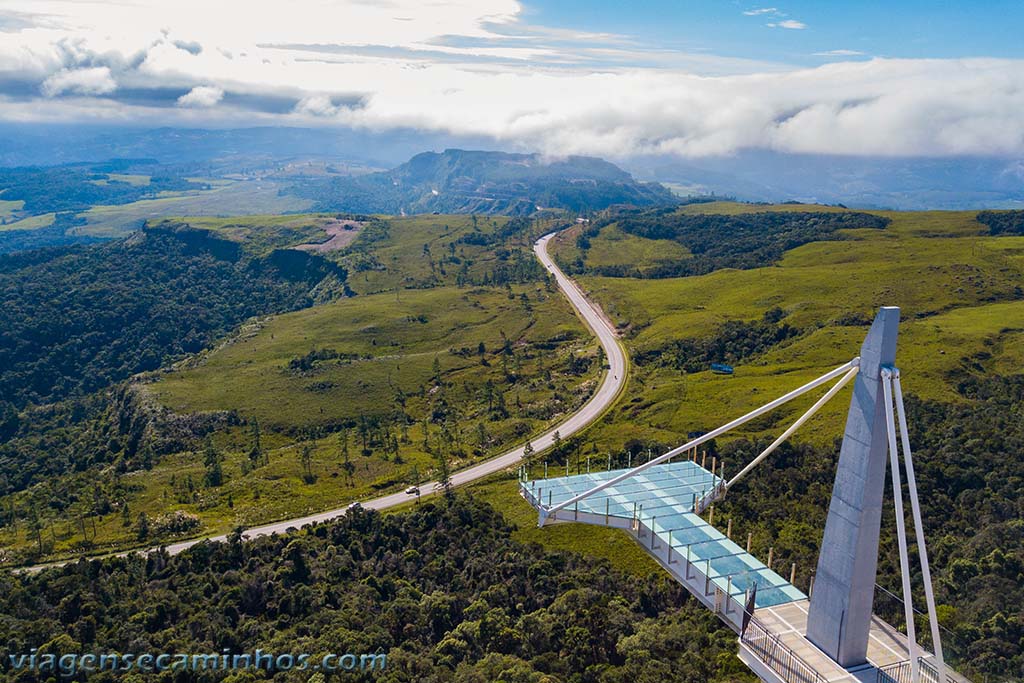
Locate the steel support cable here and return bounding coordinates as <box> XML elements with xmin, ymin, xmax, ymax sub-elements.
<box><xmin>883</xmin><ymin>369</ymin><xmax>920</xmax><ymax>683</ymax></box>
<box><xmin>539</xmin><ymin>358</ymin><xmax>860</xmax><ymax>525</ymax></box>
<box><xmin>894</xmin><ymin>372</ymin><xmax>947</xmax><ymax>683</ymax></box>
<box><xmin>726</xmin><ymin>365</ymin><xmax>859</xmax><ymax>491</ymax></box>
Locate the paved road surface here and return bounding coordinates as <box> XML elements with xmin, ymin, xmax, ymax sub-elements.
<box><xmin>25</xmin><ymin>228</ymin><xmax>628</xmax><ymax>569</ymax></box>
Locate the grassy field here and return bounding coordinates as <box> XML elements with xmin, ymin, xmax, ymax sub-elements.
<box><xmin>0</xmin><ymin>212</ymin><xmax>55</xmax><ymax>232</ymax></box>
<box><xmin>0</xmin><ymin>283</ymin><xmax>600</xmax><ymax>559</ymax></box>
<box><xmin>502</xmin><ymin>203</ymin><xmax>1024</xmax><ymax>580</ymax></box>
<box><xmin>578</xmin><ymin>223</ymin><xmax>691</xmax><ymax>272</ymax></box>
<box><xmin>0</xmin><ymin>196</ymin><xmax>24</xmax><ymax>221</ymax></box>
<box><xmin>543</xmin><ymin>205</ymin><xmax>1023</xmax><ymax>460</ymax></box>
<box><xmin>89</xmin><ymin>173</ymin><xmax>151</xmax><ymax>187</ymax></box>
<box><xmin>346</xmin><ymin>214</ymin><xmax>562</xmax><ymax>295</ymax></box>
<box><xmin>0</xmin><ymin>211</ymin><xmax>601</xmax><ymax>561</ymax></box>
<box><xmin>164</xmin><ymin>212</ymin><xmax>340</xmax><ymax>256</ymax></box>
<box><xmin>153</xmin><ymin>284</ymin><xmax>594</xmax><ymax>432</ymax></box>
<box><xmin>77</xmin><ymin>180</ymin><xmax>315</xmax><ymax>237</ymax></box>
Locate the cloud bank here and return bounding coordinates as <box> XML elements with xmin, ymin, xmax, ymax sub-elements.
<box><xmin>0</xmin><ymin>0</ymin><xmax>1021</xmax><ymax>159</ymax></box>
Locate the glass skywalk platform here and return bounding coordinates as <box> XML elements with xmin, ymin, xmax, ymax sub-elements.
<box><xmin>520</xmin><ymin>460</ymin><xmax>805</xmax><ymax>610</ymax></box>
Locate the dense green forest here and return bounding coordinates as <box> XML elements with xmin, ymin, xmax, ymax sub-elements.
<box><xmin>568</xmin><ymin>210</ymin><xmax>890</xmax><ymax>277</ymax></box>
<box><xmin>633</xmin><ymin>307</ymin><xmax>803</xmax><ymax>373</ymax></box>
<box><xmin>976</xmin><ymin>210</ymin><xmax>1024</xmax><ymax>235</ymax></box>
<box><xmin>0</xmin><ymin>497</ymin><xmax>747</xmax><ymax>683</ymax></box>
<box><xmin>0</xmin><ymin>213</ymin><xmax>106</xmax><ymax>256</ymax></box>
<box><xmin>0</xmin><ymin>161</ymin><xmax>201</xmax><ymax>216</ymax></box>
<box><xmin>0</xmin><ymin>225</ymin><xmax>346</xmax><ymax>410</ymax></box>
<box><xmin>0</xmin><ymin>223</ymin><xmax>351</xmax><ymax>507</ymax></box>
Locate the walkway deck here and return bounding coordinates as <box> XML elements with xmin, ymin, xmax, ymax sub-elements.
<box><xmin>520</xmin><ymin>461</ymin><xmax>964</xmax><ymax>683</ymax></box>
<box><xmin>521</xmin><ymin>461</ymin><xmax>805</xmax><ymax>613</ymax></box>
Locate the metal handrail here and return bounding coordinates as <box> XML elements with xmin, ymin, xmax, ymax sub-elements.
<box><xmin>877</xmin><ymin>658</ymin><xmax>964</xmax><ymax>683</ymax></box>
<box><xmin>527</xmin><ymin>484</ymin><xmax>824</xmax><ymax>683</ymax></box>
<box><xmin>741</xmin><ymin>615</ymin><xmax>828</xmax><ymax>683</ymax></box>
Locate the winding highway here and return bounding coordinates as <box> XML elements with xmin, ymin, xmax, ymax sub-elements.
<box><xmin>24</xmin><ymin>228</ymin><xmax>628</xmax><ymax>569</ymax></box>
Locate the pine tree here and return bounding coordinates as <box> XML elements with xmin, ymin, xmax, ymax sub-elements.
<box><xmin>249</xmin><ymin>418</ymin><xmax>263</xmax><ymax>466</ymax></box>
<box><xmin>300</xmin><ymin>443</ymin><xmax>316</xmax><ymax>484</ymax></box>
<box><xmin>435</xmin><ymin>449</ymin><xmax>452</xmax><ymax>499</ymax></box>
<box><xmin>203</xmin><ymin>440</ymin><xmax>223</xmax><ymax>487</ymax></box>
<box><xmin>523</xmin><ymin>440</ymin><xmax>534</xmax><ymax>462</ymax></box>
<box><xmin>340</xmin><ymin>431</ymin><xmax>354</xmax><ymax>486</ymax></box>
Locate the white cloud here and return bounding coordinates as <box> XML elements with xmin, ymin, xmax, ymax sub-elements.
<box><xmin>294</xmin><ymin>94</ymin><xmax>342</xmax><ymax>117</ymax></box>
<box><xmin>40</xmin><ymin>66</ymin><xmax>117</xmax><ymax>96</ymax></box>
<box><xmin>814</xmin><ymin>49</ymin><xmax>865</xmax><ymax>57</ymax></box>
<box><xmin>744</xmin><ymin>8</ymin><xmax>779</xmax><ymax>16</ymax></box>
<box><xmin>177</xmin><ymin>85</ymin><xmax>223</xmax><ymax>107</ymax></box>
<box><xmin>0</xmin><ymin>1</ymin><xmax>1021</xmax><ymax>160</ymax></box>
<box><xmin>769</xmin><ymin>19</ymin><xmax>807</xmax><ymax>29</ymax></box>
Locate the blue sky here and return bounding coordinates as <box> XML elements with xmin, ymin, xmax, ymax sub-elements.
<box><xmin>522</xmin><ymin>1</ymin><xmax>1024</xmax><ymax>63</ymax></box>
<box><xmin>0</xmin><ymin>0</ymin><xmax>1021</xmax><ymax>158</ymax></box>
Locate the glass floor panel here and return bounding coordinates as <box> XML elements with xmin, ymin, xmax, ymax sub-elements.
<box><xmin>522</xmin><ymin>462</ymin><xmax>806</xmax><ymax>610</ymax></box>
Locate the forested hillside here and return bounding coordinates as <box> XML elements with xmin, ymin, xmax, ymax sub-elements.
<box><xmin>567</xmin><ymin>208</ymin><xmax>890</xmax><ymax>277</ymax></box>
<box><xmin>0</xmin><ymin>161</ymin><xmax>202</xmax><ymax>217</ymax></box>
<box><xmin>0</xmin><ymin>212</ymin><xmax>604</xmax><ymax>566</ymax></box>
<box><xmin>0</xmin><ymin>224</ymin><xmax>346</xmax><ymax>409</ymax></box>
<box><xmin>0</xmin><ymin>497</ymin><xmax>747</xmax><ymax>683</ymax></box>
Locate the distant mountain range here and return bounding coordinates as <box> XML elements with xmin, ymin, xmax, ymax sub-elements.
<box><xmin>625</xmin><ymin>151</ymin><xmax>1024</xmax><ymax>211</ymax></box>
<box><xmin>286</xmin><ymin>149</ymin><xmax>678</xmax><ymax>215</ymax></box>
<box><xmin>2</xmin><ymin>125</ymin><xmax>1021</xmax><ymax>210</ymax></box>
